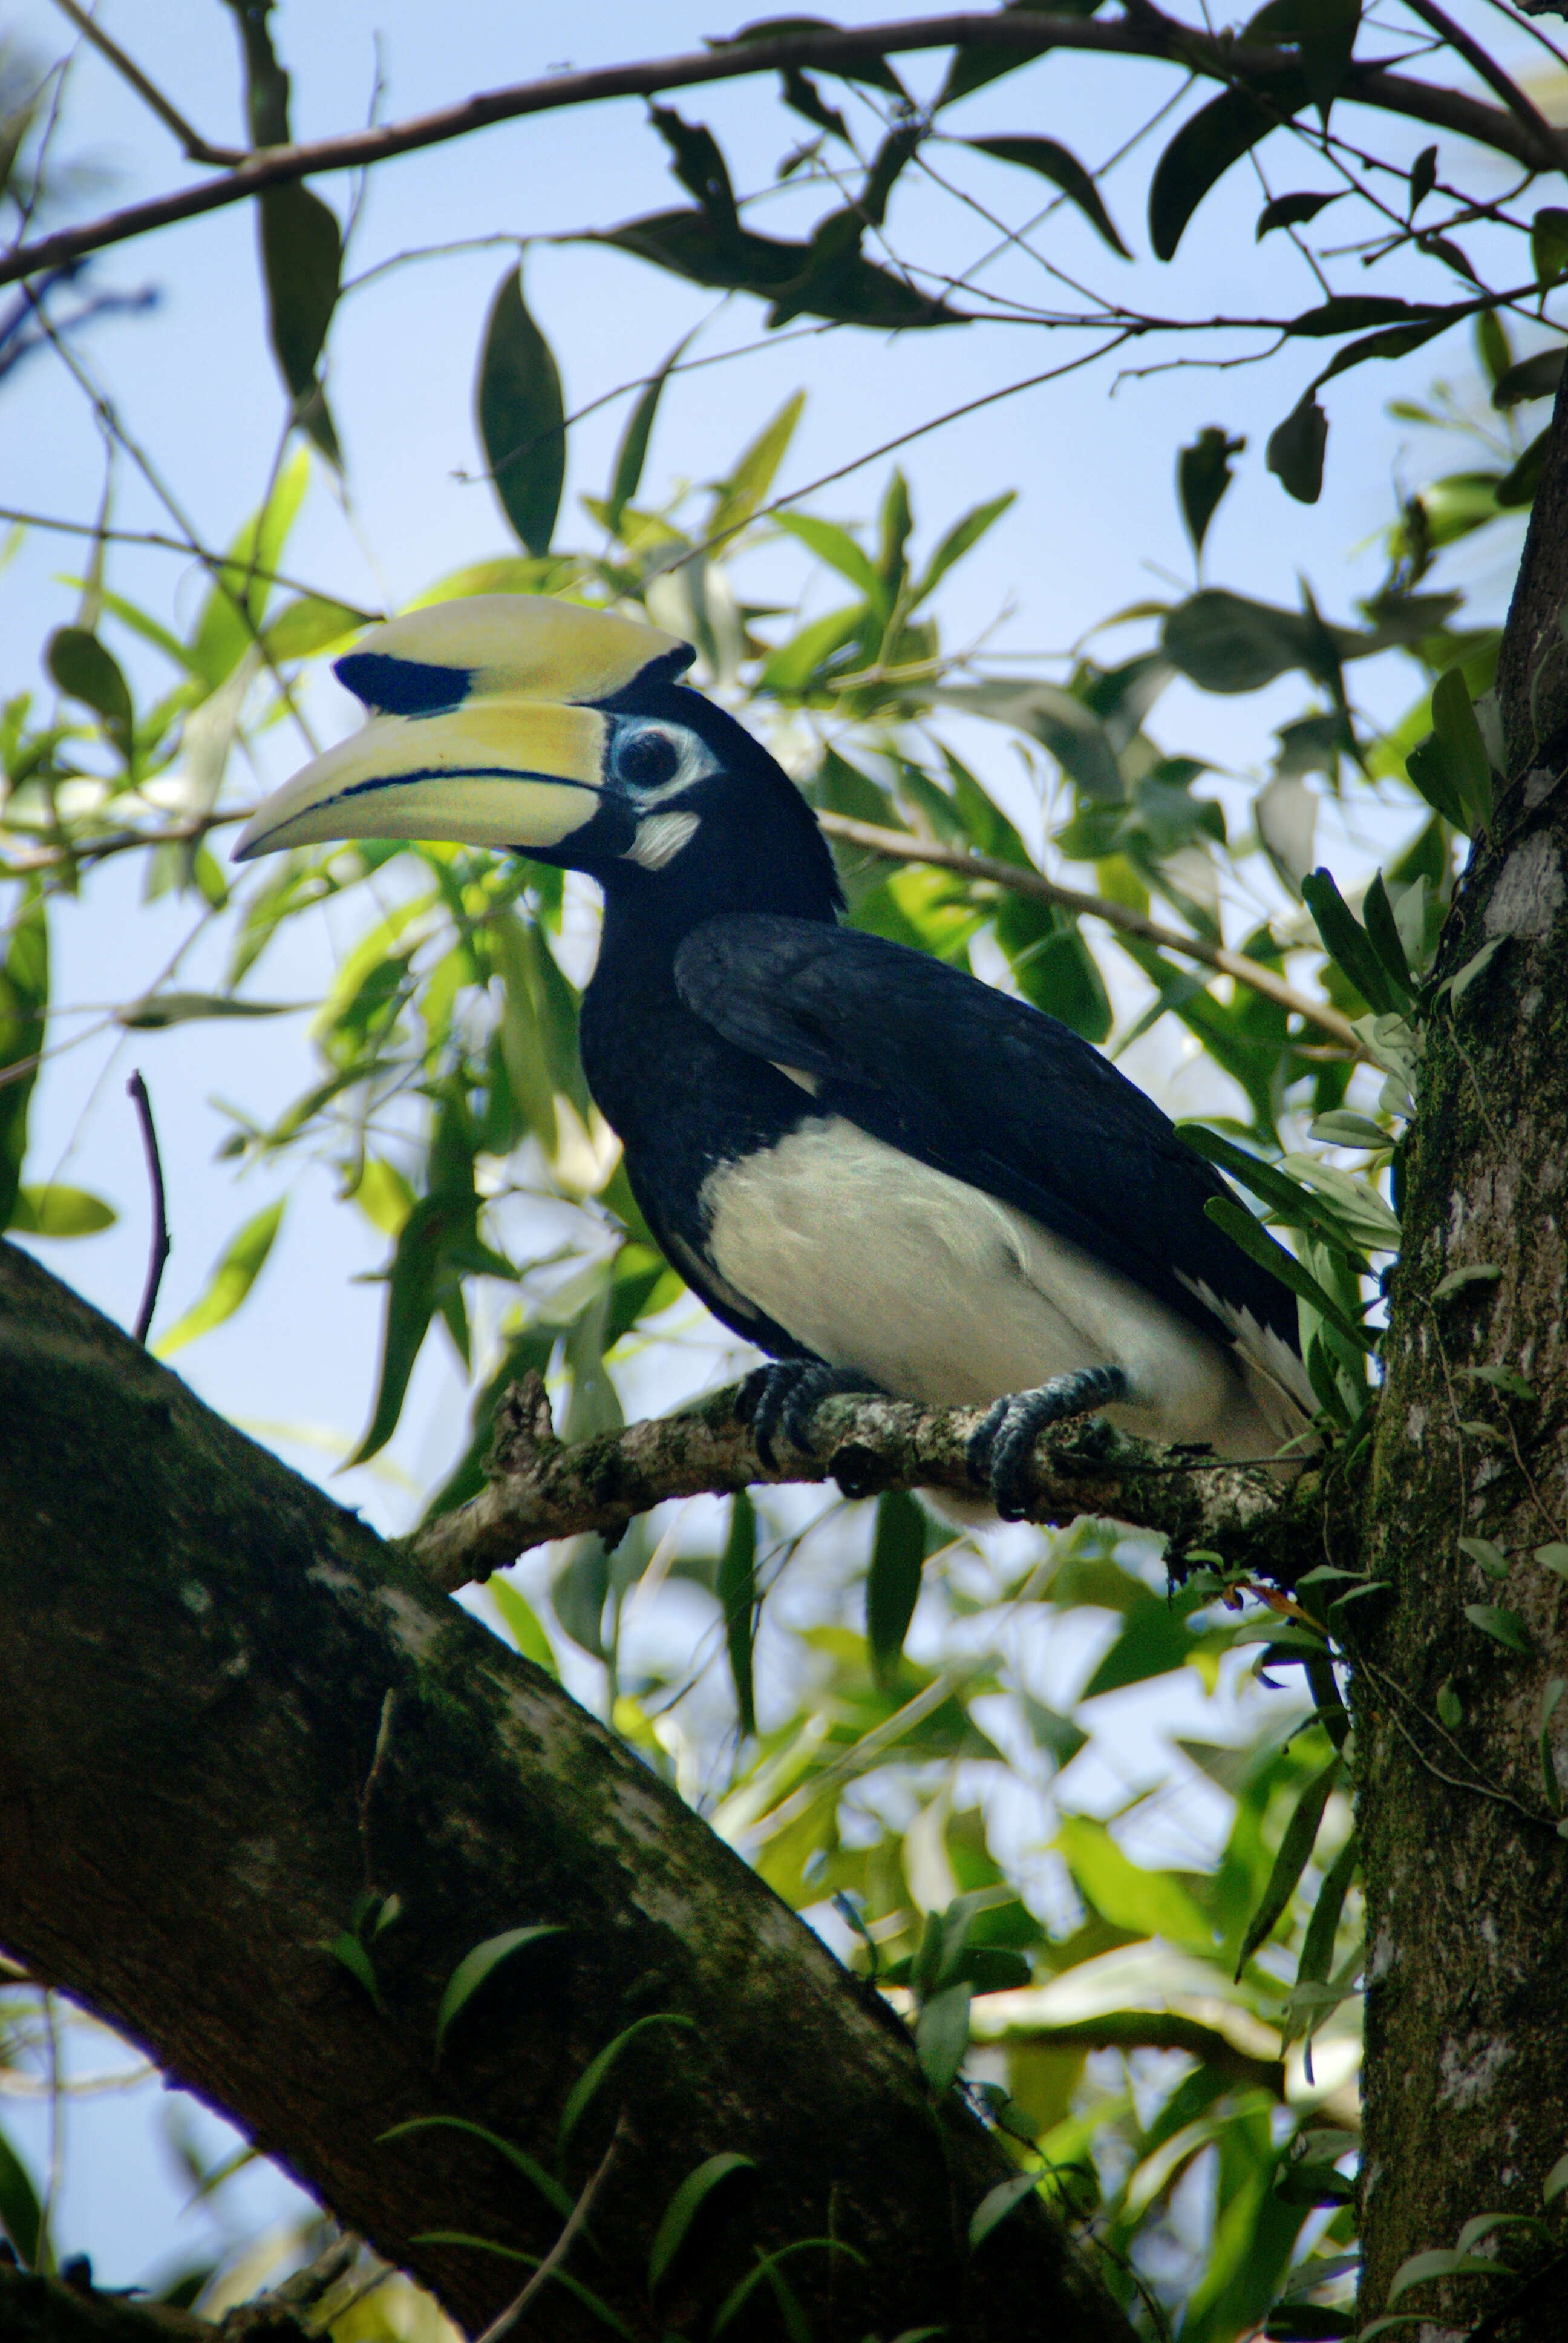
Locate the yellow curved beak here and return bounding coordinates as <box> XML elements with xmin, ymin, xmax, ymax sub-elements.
<box><xmin>232</xmin><ymin>595</ymin><xmax>691</xmax><ymax>862</ymax></box>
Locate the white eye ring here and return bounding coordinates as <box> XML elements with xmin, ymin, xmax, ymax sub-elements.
<box><xmin>609</xmin><ymin>718</ymin><xmax>716</xmax><ymax>805</ymax></box>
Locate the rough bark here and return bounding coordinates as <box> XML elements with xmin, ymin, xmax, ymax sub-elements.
<box><xmin>0</xmin><ymin>1242</ymin><xmax>1138</xmax><ymax>2343</ymax></box>
<box><xmin>1355</xmin><ymin>385</ymin><xmax>1568</xmax><ymax>2330</ymax></box>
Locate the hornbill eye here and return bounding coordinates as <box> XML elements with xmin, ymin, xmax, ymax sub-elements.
<box><xmin>612</xmin><ymin>723</ymin><xmax>684</xmax><ymax>794</ymax></box>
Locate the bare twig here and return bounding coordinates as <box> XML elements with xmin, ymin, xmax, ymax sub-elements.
<box><xmin>1399</xmin><ymin>0</ymin><xmax>1564</xmax><ymax>166</ymax></box>
<box><xmin>47</xmin><ymin>0</ymin><xmax>245</xmax><ymax>166</ymax></box>
<box><xmin>473</xmin><ymin>2108</ymin><xmax>628</xmax><ymax>2343</ymax></box>
<box><xmin>0</xmin><ymin>15</ymin><xmax>1552</xmax><ymax>291</ymax></box>
<box><xmin>125</xmin><ymin>1071</ymin><xmax>169</xmax><ymax>1346</ymax></box>
<box><xmin>358</xmin><ymin>1688</ymin><xmax>398</xmax><ymax>1898</ymax></box>
<box><xmin>396</xmin><ymin>1369</ymin><xmax>1336</xmax><ymax>1595</ymax></box>
<box><xmin>818</xmin><ymin>811</ymin><xmax>1365</xmax><ymax>1052</ymax></box>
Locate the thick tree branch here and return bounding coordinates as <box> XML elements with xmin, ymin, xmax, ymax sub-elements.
<box><xmin>0</xmin><ymin>1239</ymin><xmax>1139</xmax><ymax>2343</ymax></box>
<box><xmin>1</xmin><ymin>15</ymin><xmax>1553</xmax><ymax>291</ymax></box>
<box><xmin>397</xmin><ymin>1368</ymin><xmax>1338</xmax><ymax>1595</ymax></box>
<box><xmin>818</xmin><ymin>810</ymin><xmax>1365</xmax><ymax>1052</ymax></box>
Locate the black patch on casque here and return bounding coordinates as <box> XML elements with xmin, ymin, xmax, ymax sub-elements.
<box><xmin>335</xmin><ymin>650</ymin><xmax>471</xmax><ymax>717</ymax></box>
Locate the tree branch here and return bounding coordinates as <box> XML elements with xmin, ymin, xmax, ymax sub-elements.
<box><xmin>397</xmin><ymin>1369</ymin><xmax>1338</xmax><ymax>1596</ymax></box>
<box><xmin>0</xmin><ymin>1237</ymin><xmax>1140</xmax><ymax>2343</ymax></box>
<box><xmin>1</xmin><ymin>14</ymin><xmax>1553</xmax><ymax>291</ymax></box>
<box><xmin>47</xmin><ymin>0</ymin><xmax>245</xmax><ymax>169</ymax></box>
<box><xmin>818</xmin><ymin>810</ymin><xmax>1365</xmax><ymax>1053</ymax></box>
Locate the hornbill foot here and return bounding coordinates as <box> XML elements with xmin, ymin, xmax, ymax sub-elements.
<box><xmin>737</xmin><ymin>1360</ymin><xmax>882</xmax><ymax>1470</ymax></box>
<box><xmin>967</xmin><ymin>1366</ymin><xmax>1131</xmax><ymax>1522</ymax></box>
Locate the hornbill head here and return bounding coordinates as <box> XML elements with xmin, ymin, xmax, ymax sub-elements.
<box><xmin>234</xmin><ymin>595</ymin><xmax>828</xmax><ymax>899</ymax></box>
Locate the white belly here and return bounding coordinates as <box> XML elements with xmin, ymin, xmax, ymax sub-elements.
<box><xmin>702</xmin><ymin>1117</ymin><xmax>1296</xmax><ymax>1459</ymax></box>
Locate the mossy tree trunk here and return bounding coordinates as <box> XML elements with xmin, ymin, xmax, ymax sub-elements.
<box><xmin>0</xmin><ymin>1244</ymin><xmax>1134</xmax><ymax>2343</ymax></box>
<box><xmin>1356</xmin><ymin>370</ymin><xmax>1568</xmax><ymax>2336</ymax></box>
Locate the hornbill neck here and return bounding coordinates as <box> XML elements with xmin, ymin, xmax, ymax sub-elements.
<box><xmin>591</xmin><ymin>803</ymin><xmax>842</xmax><ymax>997</ymax></box>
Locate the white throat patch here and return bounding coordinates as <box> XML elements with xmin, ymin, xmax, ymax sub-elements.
<box><xmin>624</xmin><ymin>809</ymin><xmax>701</xmax><ymax>870</ymax></box>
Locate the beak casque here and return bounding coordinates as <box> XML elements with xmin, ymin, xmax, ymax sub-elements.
<box><xmin>232</xmin><ymin>596</ymin><xmax>691</xmax><ymax>861</ymax></box>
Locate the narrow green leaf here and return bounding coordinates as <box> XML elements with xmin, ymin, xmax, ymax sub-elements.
<box><xmin>117</xmin><ymin>992</ymin><xmax>298</xmax><ymax>1029</ymax></box>
<box><xmin>9</xmin><ymin>1184</ymin><xmax>115</xmax><ymax>1237</ymax></box>
<box><xmin>648</xmin><ymin>2152</ymin><xmax>755</xmax><ymax>2292</ymax></box>
<box><xmin>258</xmin><ymin>180</ymin><xmax>341</xmax><ymax>402</ymax></box>
<box><xmin>1535</xmin><ymin>1547</ymin><xmax>1568</xmax><ymax>1581</ymax></box>
<box><xmin>866</xmin><ymin>1489</ymin><xmax>926</xmax><ymax>1688</ymax></box>
<box><xmin>1302</xmin><ymin>867</ymin><xmax>1407</xmax><ymax>1012</ymax></box>
<box><xmin>1531</xmin><ymin>203</ymin><xmax>1568</xmax><ymax>286</ymax></box>
<box><xmin>1296</xmin><ymin>1829</ymin><xmax>1358</xmax><ymax>1993</ymax></box>
<box><xmin>606</xmin><ymin>335</ymin><xmax>691</xmax><ymax>532</ymax></box>
<box><xmin>488</xmin><ymin>1578</ymin><xmax>560</xmax><ymax>1677</ymax></box>
<box><xmin>434</xmin><ymin>1925</ymin><xmax>564</xmax><ymax>2056</ymax></box>
<box><xmin>1433</xmin><ymin>1263</ymin><xmax>1500</xmax><ymax>1299</ymax></box>
<box><xmin>1492</xmin><ymin>347</ymin><xmax>1565</xmax><ymax>410</ymax></box>
<box><xmin>153</xmin><ymin>1200</ymin><xmax>285</xmax><ymax>1358</ymax></box>
<box><xmin>1236</xmin><ymin>1755</ymin><xmax>1341</xmax><ymax>1976</ymax></box>
<box><xmin>557</xmin><ymin>2013</ymin><xmax>694</xmax><ymax>2166</ymax></box>
<box><xmin>349</xmin><ymin>1189</ymin><xmax>481</xmax><ymax>1465</ymax></box>
<box><xmin>1267</xmin><ymin>393</ymin><xmax>1328</xmax><ymax>504</ymax></box>
<box><xmin>1430</xmin><ymin>666</ymin><xmax>1493</xmax><ymax>831</ymax></box>
<box><xmin>477</xmin><ymin>265</ymin><xmax>566</xmax><ymax>557</ymax></box>
<box><xmin>1308</xmin><ymin>1111</ymin><xmax>1389</xmax><ymax>1148</ymax></box>
<box><xmin>774</xmin><ymin>511</ymin><xmax>881</xmax><ymax>603</ymax></box>
<box><xmin>965</xmin><ymin>136</ymin><xmax>1130</xmax><ymax>257</ymax></box>
<box><xmin>1362</xmin><ymin>871</ymin><xmax>1414</xmax><ymax>992</ymax></box>
<box><xmin>710</xmin><ymin>390</ymin><xmax>805</xmax><ymax>544</ymax></box>
<box><xmin>1204</xmin><ymin>1195</ymin><xmax>1374</xmax><ymax>1352</ymax></box>
<box><xmin>1389</xmin><ymin>2247</ymin><xmax>1515</xmax><ymax>2303</ymax></box>
<box><xmin>320</xmin><ymin>1928</ymin><xmax>382</xmax><ymax>2012</ymax></box>
<box><xmin>969</xmin><ymin>2173</ymin><xmax>1038</xmax><ymax>2252</ymax></box>
<box><xmin>408</xmin><ymin>2235</ymin><xmax>635</xmax><ymax>2336</ymax></box>
<box><xmin>1177</xmin><ymin>427</ymin><xmax>1245</xmax><ymax>560</ymax></box>
<box><xmin>1544</xmin><ymin>2149</ymin><xmax>1568</xmax><ymax>2204</ymax></box>
<box><xmin>0</xmin><ymin>882</ymin><xmax>47</xmax><ymax>1233</ymax></box>
<box><xmin>719</xmin><ymin>1489</ymin><xmax>757</xmax><ymax>1735</ymax></box>
<box><xmin>909</xmin><ymin>490</ymin><xmax>1016</xmax><ymax>608</ymax></box>
<box><xmin>1457</xmin><ymin>1536</ymin><xmax>1509</xmax><ymax>1580</ymax></box>
<box><xmin>263</xmin><ymin>594</ymin><xmax>370</xmax><ymax>661</ymax></box>
<box><xmin>916</xmin><ymin>1981</ymin><xmax>971</xmax><ymax>2092</ymax></box>
<box><xmin>382</xmin><ymin>2117</ymin><xmax>573</xmax><ymax>2219</ymax></box>
<box><xmin>710</xmin><ymin>2241</ymin><xmax>861</xmax><ymax>2338</ymax></box>
<box><xmin>0</xmin><ymin>2125</ymin><xmax>42</xmax><ymax>2268</ymax></box>
<box><xmin>1464</xmin><ymin>1604</ymin><xmax>1534</xmax><ymax>1656</ymax></box>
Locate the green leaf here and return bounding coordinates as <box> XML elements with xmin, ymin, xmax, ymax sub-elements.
<box><xmin>1544</xmin><ymin>2148</ymin><xmax>1568</xmax><ymax>2204</ymax></box>
<box><xmin>1149</xmin><ymin>81</ymin><xmax>1302</xmax><ymax>261</ymax></box>
<box><xmin>0</xmin><ymin>2123</ymin><xmax>43</xmax><ymax>2268</ymax></box>
<box><xmin>9</xmin><ymin>1184</ymin><xmax>115</xmax><ymax>1236</ymax></box>
<box><xmin>866</xmin><ymin>1489</ymin><xmax>926</xmax><ymax>1688</ymax></box>
<box><xmin>1457</xmin><ymin>1536</ymin><xmax>1509</xmax><ymax>1580</ymax></box>
<box><xmin>1464</xmin><ymin>1604</ymin><xmax>1535</xmax><ymax>1657</ymax></box>
<box><xmin>606</xmin><ymin>334</ymin><xmax>691</xmax><ymax>532</ymax></box>
<box><xmin>1249</xmin><ymin>0</ymin><xmax>1361</xmax><ymax>121</ymax></box>
<box><xmin>711</xmin><ymin>390</ymin><xmax>806</xmax><ymax>543</ymax></box>
<box><xmin>557</xmin><ymin>2013</ymin><xmax>694</xmax><ymax>2166</ymax></box>
<box><xmin>1256</xmin><ymin>191</ymin><xmax>1340</xmax><ymax>240</ymax></box>
<box><xmin>916</xmin><ymin>1980</ymin><xmax>972</xmax><ymax>2091</ymax></box>
<box><xmin>1429</xmin><ymin>666</ymin><xmax>1493</xmax><ymax>831</ymax></box>
<box><xmin>1361</xmin><ymin>871</ymin><xmax>1414</xmax><ymax>994</ymax></box>
<box><xmin>964</xmin><ymin>136</ymin><xmax>1130</xmax><ymax>257</ymax></box>
<box><xmin>258</xmin><ymin>180</ymin><xmax>341</xmax><ymax>402</ymax></box>
<box><xmin>488</xmin><ymin>1578</ymin><xmax>560</xmax><ymax>1677</ymax></box>
<box><xmin>774</xmin><ymin>511</ymin><xmax>881</xmax><ymax>604</ymax></box>
<box><xmin>1267</xmin><ymin>394</ymin><xmax>1328</xmax><ymax>505</ymax></box>
<box><xmin>711</xmin><ymin>2240</ymin><xmax>861</xmax><ymax>2338</ymax></box>
<box><xmin>936</xmin><ymin>678</ymin><xmax>1124</xmax><ymax>798</ymax></box>
<box><xmin>911</xmin><ymin>491</ymin><xmax>1016</xmax><ymax>608</ymax></box>
<box><xmin>153</xmin><ymin>1199</ymin><xmax>285</xmax><ymax>1358</ymax></box>
<box><xmin>1203</xmin><ymin>1196</ymin><xmax>1375</xmax><ymax>1353</ymax></box>
<box><xmin>1162</xmin><ymin>589</ymin><xmax>1329</xmax><ymax>695</ymax></box>
<box><xmin>1055</xmin><ymin>1813</ymin><xmax>1212</xmax><ymax>1948</ymax></box>
<box><xmin>381</xmin><ymin>2117</ymin><xmax>573</xmax><ymax>2219</ymax></box>
<box><xmin>434</xmin><ymin>1925</ymin><xmax>564</xmax><ymax>2056</ymax></box>
<box><xmin>649</xmin><ymin>105</ymin><xmax>740</xmax><ymax>239</ymax></box>
<box><xmin>1496</xmin><ymin>425</ymin><xmax>1549</xmax><ymax>511</ymax></box>
<box><xmin>1531</xmin><ymin>205</ymin><xmax>1568</xmax><ymax>286</ymax></box>
<box><xmin>648</xmin><ymin>2152</ymin><xmax>755</xmax><ymax>2292</ymax></box>
<box><xmin>1388</xmin><ymin>2247</ymin><xmax>1515</xmax><ymax>2303</ymax></box>
<box><xmin>116</xmin><ymin>992</ymin><xmax>298</xmax><ymax>1029</ymax></box>
<box><xmin>1177</xmin><ymin>427</ymin><xmax>1245</xmax><ymax>560</ymax></box>
<box><xmin>263</xmin><ymin>594</ymin><xmax>370</xmax><ymax>661</ymax></box>
<box><xmin>719</xmin><ymin>1489</ymin><xmax>757</xmax><ymax>1735</ymax></box>
<box><xmin>1301</xmin><ymin>867</ymin><xmax>1407</xmax><ymax>1013</ymax></box>
<box><xmin>1492</xmin><ymin>347</ymin><xmax>1565</xmax><ymax>410</ymax></box>
<box><xmin>404</xmin><ymin>2237</ymin><xmax>635</xmax><ymax>2338</ymax></box>
<box><xmin>969</xmin><ymin>2173</ymin><xmax>1038</xmax><ymax>2252</ymax></box>
<box><xmin>1308</xmin><ymin>1111</ymin><xmax>1388</xmax><ymax>1149</ymax></box>
<box><xmin>1535</xmin><ymin>1546</ymin><xmax>1568</xmax><ymax>1580</ymax></box>
<box><xmin>189</xmin><ymin>450</ymin><xmax>309</xmax><ymax>683</ymax></box>
<box><xmin>1235</xmin><ymin>1755</ymin><xmax>1341</xmax><ymax>1976</ymax></box>
<box><xmin>47</xmin><ymin>625</ymin><xmax>133</xmax><ymax>755</ymax></box>
<box><xmin>0</xmin><ymin>882</ymin><xmax>47</xmax><ymax>1234</ymax></box>
<box><xmin>477</xmin><ymin>264</ymin><xmax>566</xmax><ymax>557</ymax></box>
<box><xmin>586</xmin><ymin>211</ymin><xmax>967</xmax><ymax>331</ymax></box>
<box><xmin>320</xmin><ymin>1928</ymin><xmax>382</xmax><ymax>2012</ymax></box>
<box><xmin>350</xmin><ymin>1189</ymin><xmax>506</xmax><ymax>1465</ymax></box>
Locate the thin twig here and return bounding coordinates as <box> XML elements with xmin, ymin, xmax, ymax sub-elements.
<box><xmin>0</xmin><ymin>15</ymin><xmax>1549</xmax><ymax>291</ymax></box>
<box><xmin>47</xmin><ymin>0</ymin><xmax>244</xmax><ymax>166</ymax></box>
<box><xmin>1399</xmin><ymin>0</ymin><xmax>1564</xmax><ymax>168</ymax></box>
<box><xmin>125</xmin><ymin>1071</ymin><xmax>169</xmax><ymax>1346</ymax></box>
<box><xmin>358</xmin><ymin>1689</ymin><xmax>398</xmax><ymax>1899</ymax></box>
<box><xmin>473</xmin><ymin>2109</ymin><xmax>628</xmax><ymax>2343</ymax></box>
<box><xmin>1357</xmin><ymin>1651</ymin><xmax>1558</xmax><ymax>1830</ymax></box>
<box><xmin>818</xmin><ymin>811</ymin><xmax>1364</xmax><ymax>1050</ymax></box>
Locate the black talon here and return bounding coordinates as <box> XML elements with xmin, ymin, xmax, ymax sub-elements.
<box><xmin>968</xmin><ymin>1366</ymin><xmax>1131</xmax><ymax>1520</ymax></box>
<box><xmin>737</xmin><ymin>1360</ymin><xmax>879</xmax><ymax>1470</ymax></box>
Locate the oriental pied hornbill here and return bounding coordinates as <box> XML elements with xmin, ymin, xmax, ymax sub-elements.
<box><xmin>235</xmin><ymin>597</ymin><xmax>1313</xmax><ymax>1518</ymax></box>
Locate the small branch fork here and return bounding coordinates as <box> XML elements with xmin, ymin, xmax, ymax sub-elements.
<box><xmin>1</xmin><ymin>11</ymin><xmax>1557</xmax><ymax>292</ymax></box>
<box><xmin>394</xmin><ymin>1368</ymin><xmax>1336</xmax><ymax>1595</ymax></box>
